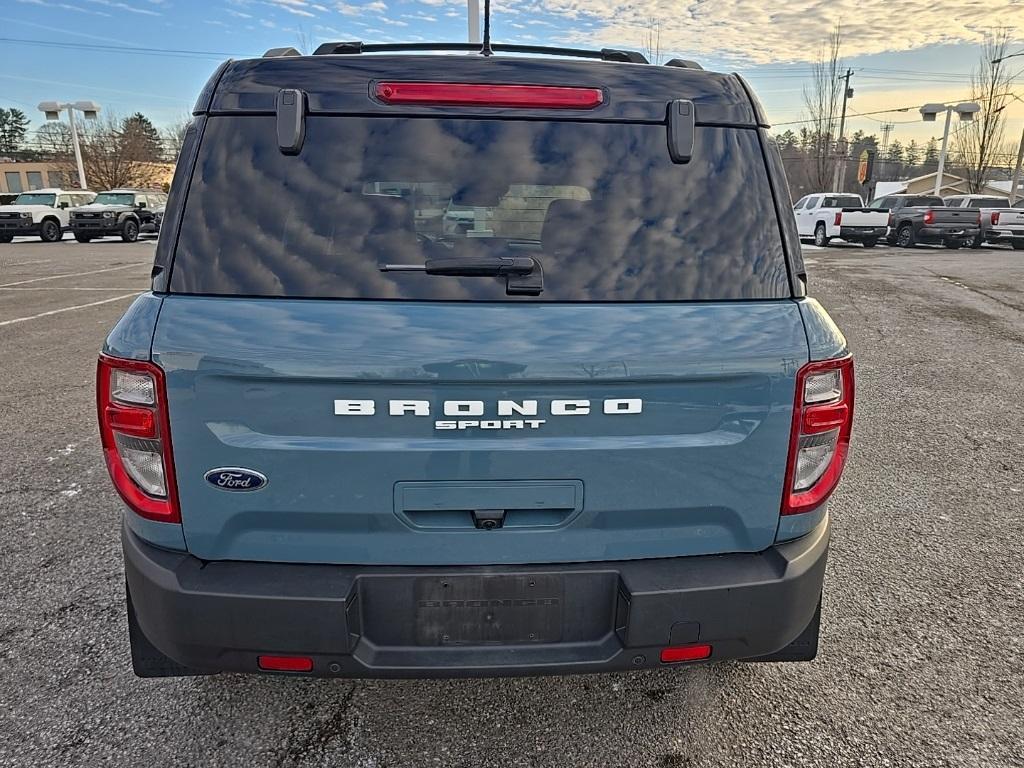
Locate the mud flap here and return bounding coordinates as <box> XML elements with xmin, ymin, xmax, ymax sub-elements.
<box><xmin>127</xmin><ymin>584</ymin><xmax>209</xmax><ymax>678</ymax></box>
<box><xmin>741</xmin><ymin>598</ymin><xmax>821</xmax><ymax>663</ymax></box>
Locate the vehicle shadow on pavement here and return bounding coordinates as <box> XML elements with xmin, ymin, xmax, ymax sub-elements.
<box><xmin>175</xmin><ymin>662</ymin><xmax>752</xmax><ymax>767</ymax></box>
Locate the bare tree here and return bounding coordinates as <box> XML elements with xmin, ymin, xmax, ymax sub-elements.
<box><xmin>954</xmin><ymin>30</ymin><xmax>1013</xmax><ymax>193</ymax></box>
<box><xmin>161</xmin><ymin>115</ymin><xmax>192</xmax><ymax>162</ymax></box>
<box><xmin>36</xmin><ymin>114</ymin><xmax>166</xmax><ymax>190</ymax></box>
<box><xmin>640</xmin><ymin>17</ymin><xmax>663</xmax><ymax>65</ymax></box>
<box><xmin>802</xmin><ymin>25</ymin><xmax>843</xmax><ymax>190</ymax></box>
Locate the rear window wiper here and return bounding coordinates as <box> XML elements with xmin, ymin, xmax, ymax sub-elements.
<box><xmin>381</xmin><ymin>256</ymin><xmax>544</xmax><ymax>295</ymax></box>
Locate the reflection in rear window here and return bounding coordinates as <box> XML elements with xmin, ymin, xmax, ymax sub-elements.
<box><xmin>170</xmin><ymin>117</ymin><xmax>791</xmax><ymax>301</ymax></box>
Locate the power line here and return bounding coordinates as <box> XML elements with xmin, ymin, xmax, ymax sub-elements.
<box><xmin>0</xmin><ymin>37</ymin><xmax>247</xmax><ymax>60</ymax></box>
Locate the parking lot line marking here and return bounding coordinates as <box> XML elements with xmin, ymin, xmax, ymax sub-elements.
<box><xmin>0</xmin><ymin>286</ymin><xmax>144</xmax><ymax>291</ymax></box>
<box><xmin>0</xmin><ymin>263</ymin><xmax>144</xmax><ymax>288</ymax></box>
<box><xmin>0</xmin><ymin>292</ymin><xmax>142</xmax><ymax>327</ymax></box>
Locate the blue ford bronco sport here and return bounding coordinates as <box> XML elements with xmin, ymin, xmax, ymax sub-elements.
<box><xmin>98</xmin><ymin>40</ymin><xmax>854</xmax><ymax>678</ymax></box>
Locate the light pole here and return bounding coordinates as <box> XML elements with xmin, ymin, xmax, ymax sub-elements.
<box><xmin>920</xmin><ymin>102</ymin><xmax>981</xmax><ymax>196</ymax></box>
<box><xmin>467</xmin><ymin>0</ymin><xmax>480</xmax><ymax>43</ymax></box>
<box><xmin>37</xmin><ymin>101</ymin><xmax>101</xmax><ymax>191</ymax></box>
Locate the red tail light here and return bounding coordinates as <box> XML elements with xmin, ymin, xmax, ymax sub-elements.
<box><xmin>97</xmin><ymin>355</ymin><xmax>180</xmax><ymax>523</ymax></box>
<box><xmin>923</xmin><ymin>210</ymin><xmax>934</xmax><ymax>225</ymax></box>
<box><xmin>782</xmin><ymin>356</ymin><xmax>855</xmax><ymax>516</ymax></box>
<box><xmin>834</xmin><ymin>212</ymin><xmax>842</xmax><ymax>226</ymax></box>
<box><xmin>992</xmin><ymin>211</ymin><xmax>1000</xmax><ymax>225</ymax></box>
<box><xmin>374</xmin><ymin>82</ymin><xmax>604</xmax><ymax>109</ymax></box>
<box><xmin>660</xmin><ymin>644</ymin><xmax>713</xmax><ymax>663</ymax></box>
<box><xmin>258</xmin><ymin>655</ymin><xmax>313</xmax><ymax>672</ymax></box>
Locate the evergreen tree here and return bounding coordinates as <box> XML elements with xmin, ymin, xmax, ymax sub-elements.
<box><xmin>904</xmin><ymin>140</ymin><xmax>921</xmax><ymax>168</ymax></box>
<box><xmin>777</xmin><ymin>129</ymin><xmax>798</xmax><ymax>151</ymax></box>
<box><xmin>0</xmin><ymin>108</ymin><xmax>30</xmax><ymax>155</ymax></box>
<box><xmin>885</xmin><ymin>140</ymin><xmax>904</xmax><ymax>165</ymax></box>
<box><xmin>923</xmin><ymin>137</ymin><xmax>939</xmax><ymax>165</ymax></box>
<box><xmin>121</xmin><ymin>112</ymin><xmax>164</xmax><ymax>162</ymax></box>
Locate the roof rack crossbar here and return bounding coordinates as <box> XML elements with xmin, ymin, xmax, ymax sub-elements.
<box><xmin>311</xmin><ymin>41</ymin><xmax>648</xmax><ymax>64</ymax></box>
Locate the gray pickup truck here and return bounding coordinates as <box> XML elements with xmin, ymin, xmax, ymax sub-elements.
<box><xmin>870</xmin><ymin>194</ymin><xmax>980</xmax><ymax>249</ymax></box>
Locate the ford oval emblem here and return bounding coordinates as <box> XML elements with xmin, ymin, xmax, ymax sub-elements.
<box><xmin>204</xmin><ymin>467</ymin><xmax>268</xmax><ymax>492</ymax></box>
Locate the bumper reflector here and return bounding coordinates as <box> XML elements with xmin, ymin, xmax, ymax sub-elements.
<box><xmin>257</xmin><ymin>655</ymin><xmax>314</xmax><ymax>672</ymax></box>
<box><xmin>660</xmin><ymin>644</ymin><xmax>712</xmax><ymax>663</ymax></box>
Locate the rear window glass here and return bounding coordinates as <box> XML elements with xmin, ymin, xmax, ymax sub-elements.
<box><xmin>823</xmin><ymin>196</ymin><xmax>862</xmax><ymax>208</ymax></box>
<box><xmin>971</xmin><ymin>197</ymin><xmax>1009</xmax><ymax>208</ymax></box>
<box><xmin>170</xmin><ymin>116</ymin><xmax>790</xmax><ymax>301</ymax></box>
<box><xmin>908</xmin><ymin>197</ymin><xmax>943</xmax><ymax>207</ymax></box>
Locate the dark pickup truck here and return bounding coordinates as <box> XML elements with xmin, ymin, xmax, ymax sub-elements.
<box><xmin>870</xmin><ymin>194</ymin><xmax>980</xmax><ymax>249</ymax></box>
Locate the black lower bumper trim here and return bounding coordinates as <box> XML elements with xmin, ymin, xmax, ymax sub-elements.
<box><xmin>123</xmin><ymin>516</ymin><xmax>829</xmax><ymax>678</ymax></box>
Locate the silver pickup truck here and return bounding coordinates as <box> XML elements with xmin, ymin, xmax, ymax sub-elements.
<box><xmin>945</xmin><ymin>195</ymin><xmax>1024</xmax><ymax>249</ymax></box>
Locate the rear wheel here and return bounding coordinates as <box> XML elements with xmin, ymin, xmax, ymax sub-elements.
<box><xmin>39</xmin><ymin>218</ymin><xmax>62</xmax><ymax>242</ymax></box>
<box><xmin>0</xmin><ymin>233</ymin><xmax>13</xmax><ymax>244</ymax></box>
<box><xmin>970</xmin><ymin>234</ymin><xmax>984</xmax><ymax>249</ymax></box>
<box><xmin>896</xmin><ymin>224</ymin><xmax>915</xmax><ymax>248</ymax></box>
<box><xmin>121</xmin><ymin>219</ymin><xmax>139</xmax><ymax>243</ymax></box>
<box><xmin>813</xmin><ymin>223</ymin><xmax>830</xmax><ymax>248</ymax></box>
<box><xmin>73</xmin><ymin>233</ymin><xmax>92</xmax><ymax>243</ymax></box>
<box><xmin>944</xmin><ymin>239</ymin><xmax>963</xmax><ymax>250</ymax></box>
<box><xmin>1012</xmin><ymin>239</ymin><xmax>1024</xmax><ymax>251</ymax></box>
<box><xmin>862</xmin><ymin>238</ymin><xmax>878</xmax><ymax>249</ymax></box>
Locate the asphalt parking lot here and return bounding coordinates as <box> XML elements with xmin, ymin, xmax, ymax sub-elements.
<box><xmin>1</xmin><ymin>236</ymin><xmax>1022</xmax><ymax>768</ymax></box>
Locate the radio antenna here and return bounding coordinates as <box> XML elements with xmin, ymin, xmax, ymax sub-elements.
<box><xmin>481</xmin><ymin>0</ymin><xmax>492</xmax><ymax>56</ymax></box>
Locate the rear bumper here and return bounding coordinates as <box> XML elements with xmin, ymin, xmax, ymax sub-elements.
<box><xmin>917</xmin><ymin>225</ymin><xmax>979</xmax><ymax>242</ymax></box>
<box><xmin>123</xmin><ymin>516</ymin><xmax>830</xmax><ymax>678</ymax></box>
<box><xmin>839</xmin><ymin>226</ymin><xmax>886</xmax><ymax>240</ymax></box>
<box><xmin>985</xmin><ymin>228</ymin><xmax>1024</xmax><ymax>242</ymax></box>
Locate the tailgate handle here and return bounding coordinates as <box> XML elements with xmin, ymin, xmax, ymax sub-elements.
<box><xmin>276</xmin><ymin>88</ymin><xmax>307</xmax><ymax>155</ymax></box>
<box><xmin>667</xmin><ymin>99</ymin><xmax>695</xmax><ymax>164</ymax></box>
<box><xmin>395</xmin><ymin>480</ymin><xmax>584</xmax><ymax>531</ymax></box>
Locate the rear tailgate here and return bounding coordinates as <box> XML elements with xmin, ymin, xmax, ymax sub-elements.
<box><xmin>838</xmin><ymin>208</ymin><xmax>888</xmax><ymax>227</ymax></box>
<box><xmin>156</xmin><ymin>60</ymin><xmax>807</xmax><ymax>566</ymax></box>
<box><xmin>153</xmin><ymin>298</ymin><xmax>806</xmax><ymax>565</ymax></box>
<box><xmin>991</xmin><ymin>208</ymin><xmax>1024</xmax><ymax>231</ymax></box>
<box><xmin>929</xmin><ymin>207</ymin><xmax>979</xmax><ymax>228</ymax></box>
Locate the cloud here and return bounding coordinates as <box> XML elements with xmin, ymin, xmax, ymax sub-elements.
<box><xmin>335</xmin><ymin>0</ymin><xmax>384</xmax><ymax>14</ymax></box>
<box><xmin>533</xmin><ymin>0</ymin><xmax>1024</xmax><ymax>64</ymax></box>
<box><xmin>81</xmin><ymin>0</ymin><xmax>161</xmax><ymax>16</ymax></box>
<box><xmin>14</xmin><ymin>0</ymin><xmax>112</xmax><ymax>16</ymax></box>
<box><xmin>225</xmin><ymin>7</ymin><xmax>252</xmax><ymax>16</ymax></box>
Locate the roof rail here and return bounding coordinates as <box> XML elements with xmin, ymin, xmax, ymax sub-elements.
<box><xmin>665</xmin><ymin>58</ymin><xmax>703</xmax><ymax>70</ymax></box>
<box><xmin>311</xmin><ymin>41</ymin><xmax>648</xmax><ymax>64</ymax></box>
<box><xmin>263</xmin><ymin>47</ymin><xmax>302</xmax><ymax>58</ymax></box>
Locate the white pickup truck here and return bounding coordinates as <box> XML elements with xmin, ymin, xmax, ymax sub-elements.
<box><xmin>944</xmin><ymin>195</ymin><xmax>1024</xmax><ymax>250</ymax></box>
<box><xmin>794</xmin><ymin>193</ymin><xmax>890</xmax><ymax>248</ymax></box>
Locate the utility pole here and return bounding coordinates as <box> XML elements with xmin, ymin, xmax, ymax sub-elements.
<box><xmin>832</xmin><ymin>69</ymin><xmax>853</xmax><ymax>191</ymax></box>
<box><xmin>1009</xmin><ymin>127</ymin><xmax>1024</xmax><ymax>205</ymax></box>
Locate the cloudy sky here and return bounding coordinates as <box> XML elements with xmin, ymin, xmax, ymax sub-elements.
<box><xmin>5</xmin><ymin>0</ymin><xmax>1024</xmax><ymax>147</ymax></box>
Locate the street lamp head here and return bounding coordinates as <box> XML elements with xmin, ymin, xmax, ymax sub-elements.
<box><xmin>955</xmin><ymin>102</ymin><xmax>981</xmax><ymax>121</ymax></box>
<box><xmin>73</xmin><ymin>101</ymin><xmax>101</xmax><ymax>119</ymax></box>
<box><xmin>919</xmin><ymin>103</ymin><xmax>947</xmax><ymax>122</ymax></box>
<box><xmin>37</xmin><ymin>101</ymin><xmax>63</xmax><ymax>120</ymax></box>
